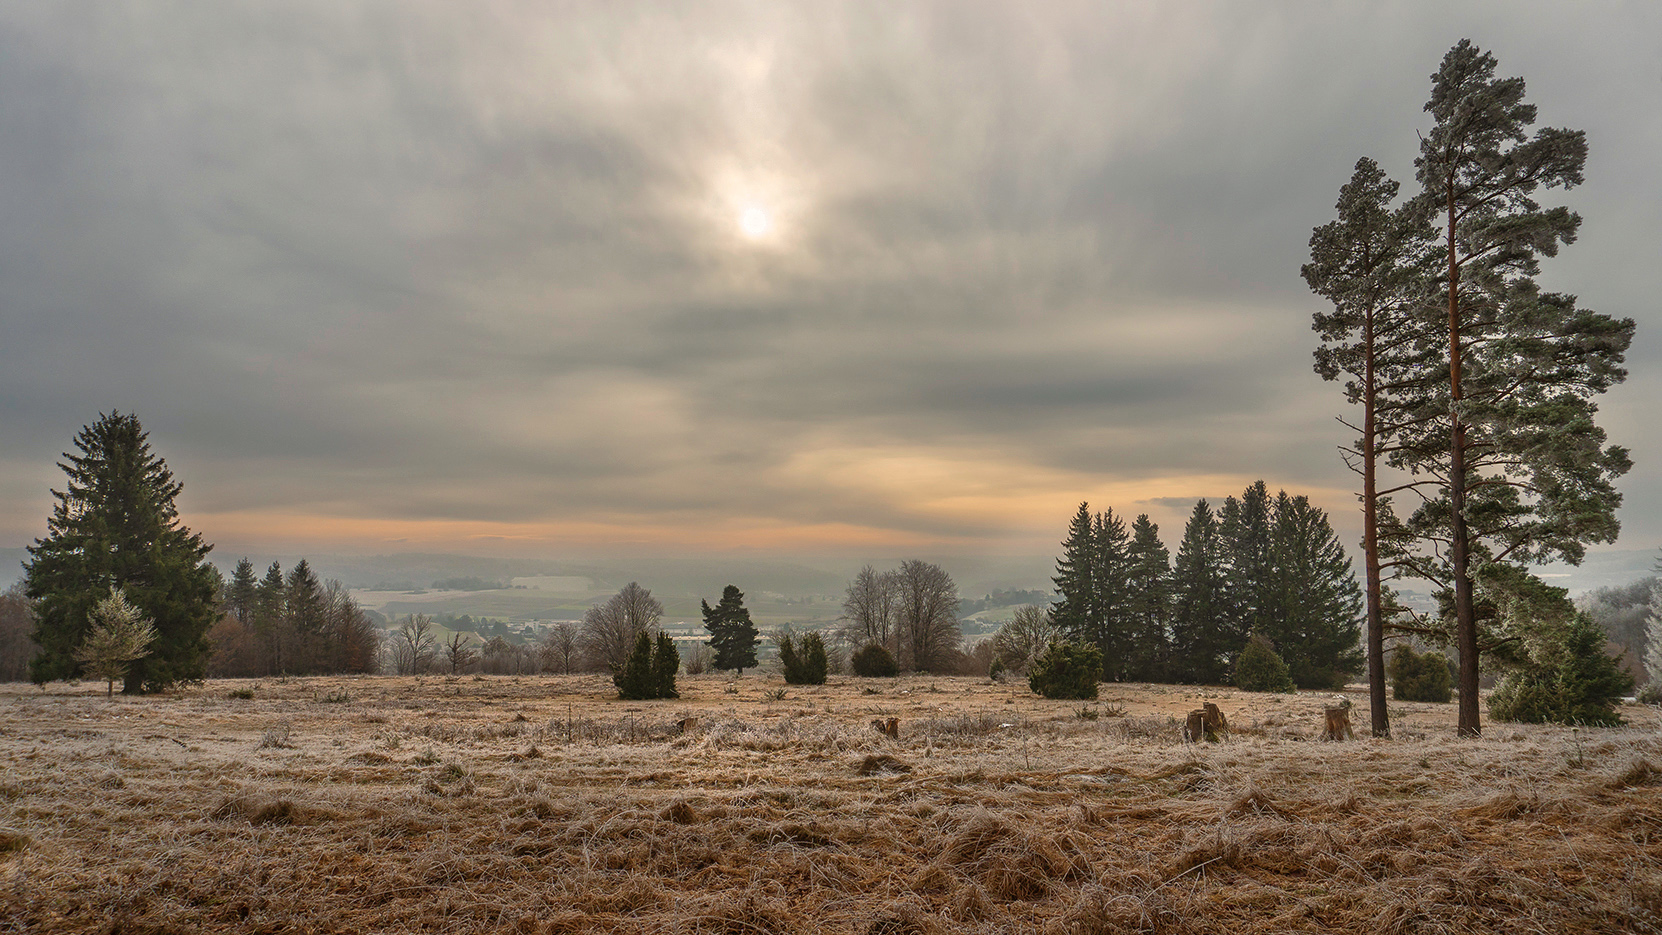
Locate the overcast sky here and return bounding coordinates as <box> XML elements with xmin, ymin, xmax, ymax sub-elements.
<box><xmin>1</xmin><ymin>2</ymin><xmax>1657</xmax><ymax>568</ymax></box>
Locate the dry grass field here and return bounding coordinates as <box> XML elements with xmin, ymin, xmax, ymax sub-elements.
<box><xmin>4</xmin><ymin>673</ymin><xmax>1662</xmax><ymax>934</ymax></box>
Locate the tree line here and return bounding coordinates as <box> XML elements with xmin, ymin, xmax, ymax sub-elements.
<box><xmin>210</xmin><ymin>558</ymin><xmax>381</xmax><ymax>677</ymax></box>
<box><xmin>1046</xmin><ymin>481</ymin><xmax>1363</xmax><ymax>690</ymax></box>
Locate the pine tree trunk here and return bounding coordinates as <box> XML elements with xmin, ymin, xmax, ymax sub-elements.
<box><xmin>1363</xmin><ymin>304</ymin><xmax>1389</xmax><ymax>738</ymax></box>
<box><xmin>1447</xmin><ymin>196</ymin><xmax>1481</xmax><ymax>738</ymax></box>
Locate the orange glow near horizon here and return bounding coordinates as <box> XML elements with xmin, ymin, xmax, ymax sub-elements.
<box><xmin>177</xmin><ymin>470</ymin><xmax>1366</xmax><ymax>558</ymax></box>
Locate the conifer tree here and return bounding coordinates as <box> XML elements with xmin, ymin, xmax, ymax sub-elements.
<box><xmin>614</xmin><ymin>631</ymin><xmax>656</xmax><ymax>700</ymax></box>
<box><xmin>1049</xmin><ymin>503</ymin><xmax>1098</xmax><ymax>644</ymax></box>
<box><xmin>74</xmin><ymin>589</ymin><xmax>158</xmax><ymax>698</ymax></box>
<box><xmin>1168</xmin><ymin>500</ymin><xmax>1230</xmax><ymax>683</ymax></box>
<box><xmin>1402</xmin><ymin>40</ymin><xmax>1633</xmax><ymax>735</ymax></box>
<box><xmin>1306</xmin><ymin>156</ymin><xmax>1438</xmax><ymax>735</ymax></box>
<box><xmin>227</xmin><ymin>558</ymin><xmax>259</xmax><ymax>626</ymax></box>
<box><xmin>702</xmin><ymin>584</ymin><xmax>759</xmax><ymax>674</ymax></box>
<box><xmin>1218</xmin><ymin>481</ymin><xmax>1275</xmax><ymax>643</ymax></box>
<box><xmin>255</xmin><ymin>561</ymin><xmax>287</xmax><ymax>674</ymax></box>
<box><xmin>1645</xmin><ymin>578</ymin><xmax>1662</xmax><ymax>691</ymax></box>
<box><xmin>1122</xmin><ymin>514</ymin><xmax>1171</xmax><ymax>681</ymax></box>
<box><xmin>1090</xmin><ymin>509</ymin><xmax>1133</xmax><ymax>680</ymax></box>
<box><xmin>652</xmin><ymin>631</ymin><xmax>680</xmax><ymax>699</ymax></box>
<box><xmin>24</xmin><ymin>413</ymin><xmax>219</xmax><ymax>691</ymax></box>
<box><xmin>1264</xmin><ymin>491</ymin><xmax>1365</xmax><ymax>690</ymax></box>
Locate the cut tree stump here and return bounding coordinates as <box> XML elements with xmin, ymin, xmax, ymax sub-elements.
<box><xmin>1185</xmin><ymin>703</ymin><xmax>1229</xmax><ymax>743</ymax></box>
<box><xmin>1323</xmin><ymin>706</ymin><xmax>1354</xmax><ymax>741</ymax></box>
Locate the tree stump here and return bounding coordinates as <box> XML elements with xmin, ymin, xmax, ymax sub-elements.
<box><xmin>1185</xmin><ymin>703</ymin><xmax>1228</xmax><ymax>743</ymax></box>
<box><xmin>1185</xmin><ymin>710</ymin><xmax>1205</xmax><ymax>743</ymax></box>
<box><xmin>871</xmin><ymin>717</ymin><xmax>900</xmax><ymax>739</ymax></box>
<box><xmin>1202</xmin><ymin>703</ymin><xmax>1229</xmax><ymax>737</ymax></box>
<box><xmin>1323</xmin><ymin>706</ymin><xmax>1354</xmax><ymax>741</ymax></box>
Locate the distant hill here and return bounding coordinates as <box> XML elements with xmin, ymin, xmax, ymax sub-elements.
<box><xmin>206</xmin><ymin>552</ymin><xmax>853</xmax><ymax>600</ymax></box>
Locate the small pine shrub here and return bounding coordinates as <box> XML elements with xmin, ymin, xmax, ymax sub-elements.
<box><xmin>613</xmin><ymin>632</ymin><xmax>657</xmax><ymax>700</ymax></box>
<box><xmin>652</xmin><ymin>632</ymin><xmax>680</xmax><ymax>699</ymax></box>
<box><xmin>851</xmin><ymin>643</ymin><xmax>899</xmax><ymax>678</ymax></box>
<box><xmin>1234</xmin><ymin>633</ymin><xmax>1296</xmax><ymax>693</ymax></box>
<box><xmin>1026</xmin><ymin>642</ymin><xmax>1101</xmax><ymax>700</ymax></box>
<box><xmin>1389</xmin><ymin>644</ymin><xmax>1453</xmax><ymax>702</ymax></box>
<box><xmin>1488</xmin><ymin>612</ymin><xmax>1635</xmax><ymax>726</ymax></box>
<box><xmin>779</xmin><ymin>632</ymin><xmax>829</xmax><ymax>685</ymax></box>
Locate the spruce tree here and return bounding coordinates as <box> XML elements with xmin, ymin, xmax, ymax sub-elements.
<box><xmin>24</xmin><ymin>413</ymin><xmax>219</xmax><ymax>691</ymax></box>
<box><xmin>1403</xmin><ymin>40</ymin><xmax>1633</xmax><ymax>735</ymax></box>
<box><xmin>1122</xmin><ymin>514</ymin><xmax>1171</xmax><ymax>682</ymax></box>
<box><xmin>1218</xmin><ymin>481</ymin><xmax>1275</xmax><ymax>644</ymax></box>
<box><xmin>702</xmin><ymin>584</ymin><xmax>759</xmax><ymax>674</ymax></box>
<box><xmin>1645</xmin><ymin>579</ymin><xmax>1662</xmax><ymax>691</ymax></box>
<box><xmin>1090</xmin><ymin>509</ymin><xmax>1133</xmax><ymax>680</ymax></box>
<box><xmin>652</xmin><ymin>631</ymin><xmax>680</xmax><ymax>699</ymax></box>
<box><xmin>227</xmin><ymin>558</ymin><xmax>259</xmax><ymax>626</ymax></box>
<box><xmin>1264</xmin><ymin>492</ymin><xmax>1365</xmax><ymax>690</ymax></box>
<box><xmin>614</xmin><ymin>631</ymin><xmax>656</xmax><ymax>700</ymax></box>
<box><xmin>1049</xmin><ymin>503</ymin><xmax>1098</xmax><ymax>645</ymax></box>
<box><xmin>1168</xmin><ymin>500</ymin><xmax>1230</xmax><ymax>683</ymax></box>
<box><xmin>74</xmin><ymin>589</ymin><xmax>158</xmax><ymax>698</ymax></box>
<box><xmin>255</xmin><ymin>561</ymin><xmax>287</xmax><ymax>674</ymax></box>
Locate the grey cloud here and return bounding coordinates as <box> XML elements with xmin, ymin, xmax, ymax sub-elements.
<box><xmin>1</xmin><ymin>2</ymin><xmax>1657</xmax><ymax>553</ymax></box>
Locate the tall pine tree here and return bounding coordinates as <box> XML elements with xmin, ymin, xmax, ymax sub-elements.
<box><xmin>1403</xmin><ymin>40</ymin><xmax>1633</xmax><ymax>735</ymax></box>
<box><xmin>1306</xmin><ymin>156</ymin><xmax>1438</xmax><ymax>735</ymax></box>
<box><xmin>24</xmin><ymin>413</ymin><xmax>219</xmax><ymax>691</ymax></box>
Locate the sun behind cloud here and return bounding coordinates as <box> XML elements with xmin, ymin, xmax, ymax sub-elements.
<box><xmin>739</xmin><ymin>206</ymin><xmax>771</xmax><ymax>239</ymax></box>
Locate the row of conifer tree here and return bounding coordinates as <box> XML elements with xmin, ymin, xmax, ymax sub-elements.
<box><xmin>1049</xmin><ymin>481</ymin><xmax>1364</xmax><ymax>690</ymax></box>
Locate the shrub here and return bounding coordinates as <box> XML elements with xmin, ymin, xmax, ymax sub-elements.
<box><xmin>612</xmin><ymin>632</ymin><xmax>656</xmax><ymax>700</ymax></box>
<box><xmin>1488</xmin><ymin>612</ymin><xmax>1634</xmax><ymax>726</ymax></box>
<box><xmin>1389</xmin><ymin>644</ymin><xmax>1453</xmax><ymax>702</ymax></box>
<box><xmin>1234</xmin><ymin>633</ymin><xmax>1296</xmax><ymax>693</ymax></box>
<box><xmin>779</xmin><ymin>632</ymin><xmax>829</xmax><ymax>685</ymax></box>
<box><xmin>851</xmin><ymin>643</ymin><xmax>899</xmax><ymax>678</ymax></box>
<box><xmin>1026</xmin><ymin>642</ymin><xmax>1101</xmax><ymax>700</ymax></box>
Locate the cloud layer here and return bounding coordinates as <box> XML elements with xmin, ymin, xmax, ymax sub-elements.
<box><xmin>2</xmin><ymin>2</ymin><xmax>1657</xmax><ymax>561</ymax></box>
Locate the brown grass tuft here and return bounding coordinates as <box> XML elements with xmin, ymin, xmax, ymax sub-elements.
<box><xmin>857</xmin><ymin>754</ymin><xmax>912</xmax><ymax>775</ymax></box>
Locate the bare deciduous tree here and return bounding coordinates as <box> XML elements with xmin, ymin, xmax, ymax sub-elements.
<box><xmin>991</xmin><ymin>605</ymin><xmax>1059</xmax><ymax>673</ymax></box>
<box><xmin>540</xmin><ymin>621</ymin><xmax>579</xmax><ymax>674</ymax></box>
<box><xmin>893</xmin><ymin>559</ymin><xmax>961</xmax><ymax>673</ymax></box>
<box><xmin>841</xmin><ymin>565</ymin><xmax>898</xmax><ymax>654</ymax></box>
<box><xmin>443</xmin><ymin>632</ymin><xmax>477</xmax><ymax>674</ymax></box>
<box><xmin>389</xmin><ymin>614</ymin><xmax>437</xmax><ymax>675</ymax></box>
<box><xmin>0</xmin><ymin>583</ymin><xmax>40</xmax><ymax>683</ymax></box>
<box><xmin>579</xmin><ymin>582</ymin><xmax>663</xmax><ymax>671</ymax></box>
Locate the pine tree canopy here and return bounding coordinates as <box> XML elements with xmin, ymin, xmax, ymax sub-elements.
<box><xmin>23</xmin><ymin>412</ymin><xmax>219</xmax><ymax>691</ymax></box>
